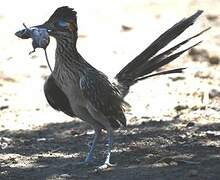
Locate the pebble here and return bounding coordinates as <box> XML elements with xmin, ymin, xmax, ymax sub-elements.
<box><xmin>209</xmin><ymin>55</ymin><xmax>220</xmax><ymax>65</ymax></box>
<box><xmin>209</xmin><ymin>89</ymin><xmax>220</xmax><ymax>98</ymax></box>
<box><xmin>194</xmin><ymin>71</ymin><xmax>212</xmax><ymax>79</ymax></box>
<box><xmin>169</xmin><ymin>76</ymin><xmax>186</xmax><ymax>81</ymax></box>
<box><xmin>60</xmin><ymin>174</ymin><xmax>71</xmax><ymax>178</ymax></box>
<box><xmin>186</xmin><ymin>122</ymin><xmax>195</xmax><ymax>127</ymax></box>
<box><xmin>188</xmin><ymin>48</ymin><xmax>209</xmax><ymax>62</ymax></box>
<box><xmin>121</xmin><ymin>25</ymin><xmax>133</xmax><ymax>32</ymax></box>
<box><xmin>175</xmin><ymin>105</ymin><xmax>189</xmax><ymax>111</ymax></box>
<box><xmin>0</xmin><ymin>105</ymin><xmax>9</xmax><ymax>111</ymax></box>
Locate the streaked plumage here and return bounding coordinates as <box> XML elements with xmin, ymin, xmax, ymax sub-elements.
<box><xmin>15</xmin><ymin>6</ymin><xmax>208</xmax><ymax>169</ymax></box>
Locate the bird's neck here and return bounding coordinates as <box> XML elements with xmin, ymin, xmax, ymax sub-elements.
<box><xmin>54</xmin><ymin>32</ymin><xmax>80</xmax><ymax>68</ymax></box>
<box><xmin>52</xmin><ymin>32</ymin><xmax>93</xmax><ymax>83</ymax></box>
<box><xmin>55</xmin><ymin>32</ymin><xmax>78</xmax><ymax>54</ymax></box>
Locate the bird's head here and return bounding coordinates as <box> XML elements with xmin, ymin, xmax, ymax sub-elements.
<box><xmin>42</xmin><ymin>6</ymin><xmax>78</xmax><ymax>37</ymax></box>
<box><xmin>15</xmin><ymin>6</ymin><xmax>78</xmax><ymax>41</ymax></box>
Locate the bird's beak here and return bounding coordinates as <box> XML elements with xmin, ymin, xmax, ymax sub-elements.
<box><xmin>35</xmin><ymin>22</ymin><xmax>52</xmax><ymax>31</ymax></box>
<box><xmin>15</xmin><ymin>22</ymin><xmax>51</xmax><ymax>40</ymax></box>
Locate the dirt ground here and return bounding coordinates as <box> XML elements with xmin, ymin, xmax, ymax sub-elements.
<box><xmin>1</xmin><ymin>0</ymin><xmax>220</xmax><ymax>180</ymax></box>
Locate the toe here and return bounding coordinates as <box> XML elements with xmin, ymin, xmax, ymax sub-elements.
<box><xmin>97</xmin><ymin>162</ymin><xmax>116</xmax><ymax>171</ymax></box>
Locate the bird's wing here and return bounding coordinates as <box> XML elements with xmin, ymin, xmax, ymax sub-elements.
<box><xmin>44</xmin><ymin>75</ymin><xmax>75</xmax><ymax>117</ymax></box>
<box><xmin>79</xmin><ymin>70</ymin><xmax>126</xmax><ymax>129</ymax></box>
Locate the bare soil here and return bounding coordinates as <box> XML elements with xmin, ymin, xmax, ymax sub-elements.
<box><xmin>1</xmin><ymin>0</ymin><xmax>220</xmax><ymax>179</ymax></box>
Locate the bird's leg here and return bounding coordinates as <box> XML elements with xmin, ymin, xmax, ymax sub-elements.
<box><xmin>98</xmin><ymin>129</ymin><xmax>116</xmax><ymax>170</ymax></box>
<box><xmin>84</xmin><ymin>128</ymin><xmax>101</xmax><ymax>164</ymax></box>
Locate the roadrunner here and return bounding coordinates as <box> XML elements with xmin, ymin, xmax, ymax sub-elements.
<box><xmin>15</xmin><ymin>6</ymin><xmax>208</xmax><ymax>169</ymax></box>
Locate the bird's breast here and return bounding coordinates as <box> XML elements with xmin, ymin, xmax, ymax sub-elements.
<box><xmin>52</xmin><ymin>68</ymin><xmax>87</xmax><ymax>108</ymax></box>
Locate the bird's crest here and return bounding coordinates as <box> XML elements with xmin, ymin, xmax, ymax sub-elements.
<box><xmin>47</xmin><ymin>6</ymin><xmax>77</xmax><ymax>22</ymax></box>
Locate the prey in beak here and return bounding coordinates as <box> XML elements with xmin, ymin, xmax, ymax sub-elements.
<box><xmin>15</xmin><ymin>23</ymin><xmax>50</xmax><ymax>54</ymax></box>
<box><xmin>15</xmin><ymin>23</ymin><xmax>52</xmax><ymax>72</ymax></box>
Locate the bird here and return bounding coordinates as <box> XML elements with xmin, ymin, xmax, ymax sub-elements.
<box><xmin>16</xmin><ymin>6</ymin><xmax>208</xmax><ymax>170</ymax></box>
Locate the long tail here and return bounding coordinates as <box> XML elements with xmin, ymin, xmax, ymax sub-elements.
<box><xmin>115</xmin><ymin>10</ymin><xmax>209</xmax><ymax>97</ymax></box>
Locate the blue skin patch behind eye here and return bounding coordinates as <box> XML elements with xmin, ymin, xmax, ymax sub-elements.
<box><xmin>58</xmin><ymin>19</ymin><xmax>69</xmax><ymax>27</ymax></box>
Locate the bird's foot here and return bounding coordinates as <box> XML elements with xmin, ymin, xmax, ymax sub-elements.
<box><xmin>96</xmin><ymin>162</ymin><xmax>116</xmax><ymax>171</ymax></box>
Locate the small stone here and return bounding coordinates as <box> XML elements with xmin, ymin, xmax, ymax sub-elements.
<box><xmin>78</xmin><ymin>34</ymin><xmax>87</xmax><ymax>38</ymax></box>
<box><xmin>206</xmin><ymin>14</ymin><xmax>218</xmax><ymax>21</ymax></box>
<box><xmin>40</xmin><ymin>65</ymin><xmax>47</xmax><ymax>68</ymax></box>
<box><xmin>191</xmin><ymin>105</ymin><xmax>199</xmax><ymax>111</ymax></box>
<box><xmin>186</xmin><ymin>122</ymin><xmax>195</xmax><ymax>127</ymax></box>
<box><xmin>60</xmin><ymin>174</ymin><xmax>71</xmax><ymax>178</ymax></box>
<box><xmin>70</xmin><ymin>129</ymin><xmax>80</xmax><ymax>136</ymax></box>
<box><xmin>209</xmin><ymin>55</ymin><xmax>220</xmax><ymax>65</ymax></box>
<box><xmin>175</xmin><ymin>105</ymin><xmax>188</xmax><ymax>111</ymax></box>
<box><xmin>0</xmin><ymin>171</ymin><xmax>8</xmax><ymax>175</ymax></box>
<box><xmin>31</xmin><ymin>55</ymin><xmax>38</xmax><ymax>59</ymax></box>
<box><xmin>7</xmin><ymin>56</ymin><xmax>13</xmax><ymax>61</ymax></box>
<box><xmin>169</xmin><ymin>76</ymin><xmax>185</xmax><ymax>81</ymax></box>
<box><xmin>121</xmin><ymin>25</ymin><xmax>133</xmax><ymax>32</ymax></box>
<box><xmin>209</xmin><ymin>89</ymin><xmax>220</xmax><ymax>98</ymax></box>
<box><xmin>206</xmin><ymin>130</ymin><xmax>220</xmax><ymax>137</ymax></box>
<box><xmin>0</xmin><ymin>105</ymin><xmax>9</xmax><ymax>111</ymax></box>
<box><xmin>141</xmin><ymin>121</ymin><xmax>147</xmax><ymax>125</ymax></box>
<box><xmin>0</xmin><ymin>142</ymin><xmax>8</xmax><ymax>149</ymax></box>
<box><xmin>37</xmin><ymin>138</ymin><xmax>46</xmax><ymax>142</ymax></box>
<box><xmin>188</xmin><ymin>48</ymin><xmax>209</xmax><ymax>62</ymax></box>
<box><xmin>3</xmin><ymin>77</ymin><xmax>16</xmax><ymax>82</ymax></box>
<box><xmin>194</xmin><ymin>71</ymin><xmax>212</xmax><ymax>79</ymax></box>
<box><xmin>86</xmin><ymin>129</ymin><xmax>95</xmax><ymax>135</ymax></box>
<box><xmin>41</xmin><ymin>75</ymin><xmax>48</xmax><ymax>80</ymax></box>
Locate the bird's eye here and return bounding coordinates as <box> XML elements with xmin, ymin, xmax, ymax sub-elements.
<box><xmin>57</xmin><ymin>19</ymin><xmax>69</xmax><ymax>28</ymax></box>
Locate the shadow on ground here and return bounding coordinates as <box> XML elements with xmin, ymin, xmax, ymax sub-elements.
<box><xmin>0</xmin><ymin>118</ymin><xmax>220</xmax><ymax>180</ymax></box>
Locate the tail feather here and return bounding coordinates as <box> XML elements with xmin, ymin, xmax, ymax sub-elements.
<box><xmin>116</xmin><ymin>10</ymin><xmax>203</xmax><ymax>81</ymax></box>
<box><xmin>115</xmin><ymin>10</ymin><xmax>208</xmax><ymax>97</ymax></box>
<box><xmin>135</xmin><ymin>41</ymin><xmax>202</xmax><ymax>80</ymax></box>
<box><xmin>136</xmin><ymin>27</ymin><xmax>210</xmax><ymax>78</ymax></box>
<box><xmin>134</xmin><ymin>40</ymin><xmax>202</xmax><ymax>82</ymax></box>
<box><xmin>136</xmin><ymin>68</ymin><xmax>186</xmax><ymax>81</ymax></box>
